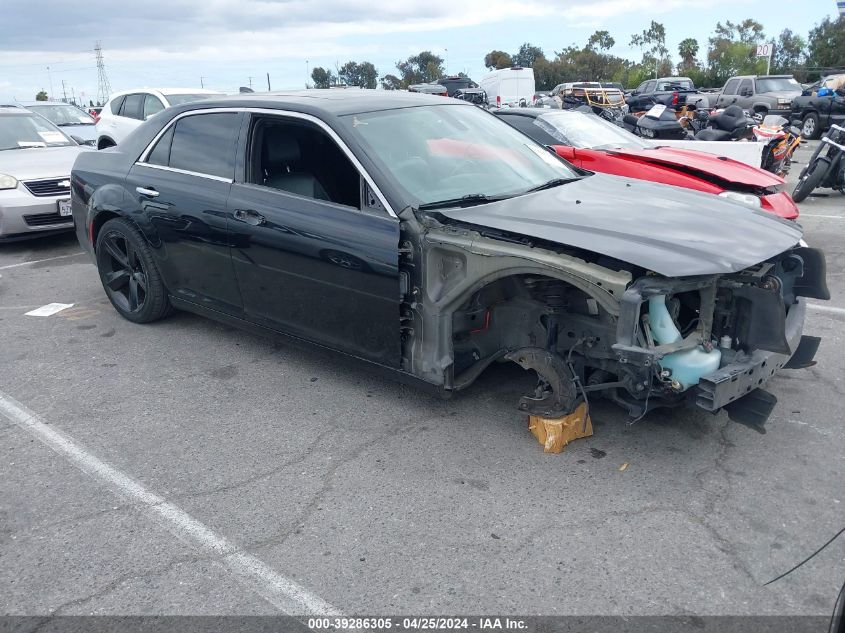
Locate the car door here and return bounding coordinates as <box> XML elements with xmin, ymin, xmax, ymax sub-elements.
<box><xmin>717</xmin><ymin>79</ymin><xmax>740</xmax><ymax>108</ymax></box>
<box><xmin>126</xmin><ymin>110</ymin><xmax>245</xmax><ymax>315</ymax></box>
<box><xmin>227</xmin><ymin>111</ymin><xmax>401</xmax><ymax>367</ymax></box>
<box><xmin>736</xmin><ymin>79</ymin><xmax>753</xmax><ymax>108</ymax></box>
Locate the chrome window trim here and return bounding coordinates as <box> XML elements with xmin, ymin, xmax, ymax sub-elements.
<box><xmin>137</xmin><ymin>107</ymin><xmax>397</xmax><ymax>218</ymax></box>
<box><xmin>133</xmin><ymin>161</ymin><xmax>233</xmax><ymax>183</ymax></box>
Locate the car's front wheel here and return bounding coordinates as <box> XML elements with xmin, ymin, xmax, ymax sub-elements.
<box><xmin>96</xmin><ymin>218</ymin><xmax>172</xmax><ymax>323</ymax></box>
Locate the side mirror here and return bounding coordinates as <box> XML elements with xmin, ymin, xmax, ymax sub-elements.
<box><xmin>630</xmin><ymin>90</ymin><xmax>639</xmax><ymax>96</ymax></box>
<box><xmin>741</xmin><ymin>88</ymin><xmax>752</xmax><ymax>97</ymax></box>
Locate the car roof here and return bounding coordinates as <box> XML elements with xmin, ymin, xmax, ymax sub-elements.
<box><xmin>0</xmin><ymin>105</ymin><xmax>30</xmax><ymax>114</ymax></box>
<box><xmin>169</xmin><ymin>89</ymin><xmax>471</xmax><ymax>117</ymax></box>
<box><xmin>107</xmin><ymin>87</ymin><xmax>224</xmax><ymax>100</ymax></box>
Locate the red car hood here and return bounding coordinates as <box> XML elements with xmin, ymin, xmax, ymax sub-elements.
<box><xmin>604</xmin><ymin>146</ymin><xmax>784</xmax><ymax>188</ymax></box>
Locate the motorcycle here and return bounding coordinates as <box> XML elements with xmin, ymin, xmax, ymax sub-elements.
<box><xmin>753</xmin><ymin>115</ymin><xmax>802</xmax><ymax>177</ymax></box>
<box><xmin>621</xmin><ymin>104</ymin><xmax>688</xmax><ymax>140</ymax></box>
<box><xmin>792</xmin><ymin>123</ymin><xmax>845</xmax><ymax>203</ymax></box>
<box><xmin>693</xmin><ymin>105</ymin><xmax>754</xmax><ymax>141</ymax></box>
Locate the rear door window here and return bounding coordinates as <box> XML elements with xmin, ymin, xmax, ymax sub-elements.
<box><xmin>119</xmin><ymin>93</ymin><xmax>144</xmax><ymax>120</ymax></box>
<box><xmin>109</xmin><ymin>95</ymin><xmax>126</xmax><ymax>115</ymax></box>
<box><xmin>167</xmin><ymin>113</ymin><xmax>242</xmax><ymax>179</ymax></box>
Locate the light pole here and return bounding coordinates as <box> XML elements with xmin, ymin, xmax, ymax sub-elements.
<box><xmin>47</xmin><ymin>66</ymin><xmax>54</xmax><ymax>100</ymax></box>
<box><xmin>445</xmin><ymin>48</ymin><xmax>449</xmax><ymax>75</ymax></box>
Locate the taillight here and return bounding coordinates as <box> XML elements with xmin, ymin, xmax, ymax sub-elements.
<box><xmin>671</xmin><ymin>91</ymin><xmax>679</xmax><ymax>106</ymax></box>
<box><xmin>496</xmin><ymin>95</ymin><xmax>501</xmax><ymax>107</ymax></box>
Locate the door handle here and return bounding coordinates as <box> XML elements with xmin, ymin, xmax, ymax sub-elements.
<box><xmin>233</xmin><ymin>208</ymin><xmax>266</xmax><ymax>226</ymax></box>
<box><xmin>136</xmin><ymin>186</ymin><xmax>159</xmax><ymax>198</ymax></box>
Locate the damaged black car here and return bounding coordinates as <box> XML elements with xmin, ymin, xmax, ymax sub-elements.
<box><xmin>70</xmin><ymin>91</ymin><xmax>829</xmax><ymax>430</ymax></box>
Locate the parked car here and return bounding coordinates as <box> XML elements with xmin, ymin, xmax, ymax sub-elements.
<box><xmin>626</xmin><ymin>77</ymin><xmax>699</xmax><ymax>112</ymax></box>
<box><xmin>453</xmin><ymin>88</ymin><xmax>487</xmax><ymax>106</ymax></box>
<box><xmin>71</xmin><ymin>91</ymin><xmax>827</xmax><ymax>428</ymax></box>
<box><xmin>479</xmin><ymin>66</ymin><xmax>536</xmax><ymax>108</ymax></box>
<box><xmin>436</xmin><ymin>75</ymin><xmax>477</xmax><ymax>97</ymax></box>
<box><xmin>19</xmin><ymin>101</ymin><xmax>97</xmax><ymax>145</ymax></box>
<box><xmin>0</xmin><ymin>106</ymin><xmax>89</xmax><ymax>240</ymax></box>
<box><xmin>715</xmin><ymin>75</ymin><xmax>801</xmax><ymax>118</ymax></box>
<box><xmin>494</xmin><ymin>107</ymin><xmax>799</xmax><ymax>219</ymax></box>
<box><xmin>550</xmin><ymin>82</ymin><xmax>625</xmax><ymax>109</ymax></box>
<box><xmin>791</xmin><ymin>73</ymin><xmax>845</xmax><ymax>139</ymax></box>
<box><xmin>407</xmin><ymin>83</ymin><xmax>448</xmax><ymax>96</ymax></box>
<box><xmin>95</xmin><ymin>88</ymin><xmax>224</xmax><ymax>149</ymax></box>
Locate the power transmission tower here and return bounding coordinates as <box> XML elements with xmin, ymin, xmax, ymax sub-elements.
<box><xmin>94</xmin><ymin>41</ymin><xmax>112</xmax><ymax>105</ymax></box>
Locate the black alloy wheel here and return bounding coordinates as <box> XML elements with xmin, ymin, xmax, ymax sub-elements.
<box><xmin>96</xmin><ymin>218</ymin><xmax>172</xmax><ymax>323</ymax></box>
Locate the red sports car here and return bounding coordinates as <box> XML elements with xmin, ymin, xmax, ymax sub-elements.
<box><xmin>494</xmin><ymin>108</ymin><xmax>799</xmax><ymax>220</ymax></box>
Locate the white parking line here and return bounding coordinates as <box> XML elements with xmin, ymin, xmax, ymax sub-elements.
<box><xmin>808</xmin><ymin>303</ymin><xmax>845</xmax><ymax>316</ymax></box>
<box><xmin>0</xmin><ymin>391</ymin><xmax>342</xmax><ymax>617</ymax></box>
<box><xmin>0</xmin><ymin>252</ymin><xmax>85</xmax><ymax>270</ymax></box>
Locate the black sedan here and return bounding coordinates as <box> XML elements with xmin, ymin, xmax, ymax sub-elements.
<box><xmin>71</xmin><ymin>91</ymin><xmax>828</xmax><ymax>428</ymax></box>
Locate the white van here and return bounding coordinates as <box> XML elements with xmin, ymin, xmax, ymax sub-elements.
<box><xmin>479</xmin><ymin>67</ymin><xmax>536</xmax><ymax>108</ymax></box>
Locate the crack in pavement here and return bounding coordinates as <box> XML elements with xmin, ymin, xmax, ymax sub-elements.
<box><xmin>169</xmin><ymin>434</ymin><xmax>327</xmax><ymax>503</ymax></box>
<box><xmin>49</xmin><ymin>553</ymin><xmax>203</xmax><ymax>615</ymax></box>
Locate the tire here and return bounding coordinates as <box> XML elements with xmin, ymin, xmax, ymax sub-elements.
<box><xmin>95</xmin><ymin>218</ymin><xmax>172</xmax><ymax>323</ymax></box>
<box><xmin>792</xmin><ymin>156</ymin><xmax>831</xmax><ymax>203</ymax></box>
<box><xmin>801</xmin><ymin>112</ymin><xmax>820</xmax><ymax>140</ymax></box>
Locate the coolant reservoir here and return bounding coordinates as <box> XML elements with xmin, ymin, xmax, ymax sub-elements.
<box><xmin>648</xmin><ymin>295</ymin><xmax>721</xmax><ymax>391</ymax></box>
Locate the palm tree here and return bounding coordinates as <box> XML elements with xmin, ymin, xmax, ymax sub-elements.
<box><xmin>678</xmin><ymin>38</ymin><xmax>700</xmax><ymax>70</ymax></box>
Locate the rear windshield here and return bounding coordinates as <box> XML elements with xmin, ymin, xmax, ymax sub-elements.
<box><xmin>0</xmin><ymin>113</ymin><xmax>74</xmax><ymax>151</ymax></box>
<box><xmin>756</xmin><ymin>77</ymin><xmax>800</xmax><ymax>93</ymax></box>
<box><xmin>656</xmin><ymin>80</ymin><xmax>693</xmax><ymax>90</ymax></box>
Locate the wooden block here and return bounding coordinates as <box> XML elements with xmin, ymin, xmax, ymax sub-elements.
<box><xmin>528</xmin><ymin>402</ymin><xmax>593</xmax><ymax>454</ymax></box>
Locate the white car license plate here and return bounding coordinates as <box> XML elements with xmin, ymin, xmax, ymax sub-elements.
<box><xmin>58</xmin><ymin>199</ymin><xmax>72</xmax><ymax>217</ymax></box>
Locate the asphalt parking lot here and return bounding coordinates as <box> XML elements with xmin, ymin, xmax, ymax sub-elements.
<box><xmin>1</xmin><ymin>140</ymin><xmax>844</xmax><ymax>618</ymax></box>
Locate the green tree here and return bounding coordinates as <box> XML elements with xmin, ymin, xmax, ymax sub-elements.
<box><xmin>395</xmin><ymin>51</ymin><xmax>444</xmax><ymax>86</ymax></box>
<box><xmin>678</xmin><ymin>38</ymin><xmax>700</xmax><ymax>70</ymax></box>
<box><xmin>310</xmin><ymin>67</ymin><xmax>336</xmax><ymax>89</ymax></box>
<box><xmin>630</xmin><ymin>21</ymin><xmax>670</xmax><ymax>78</ymax></box>
<box><xmin>807</xmin><ymin>16</ymin><xmax>845</xmax><ymax>73</ymax></box>
<box><xmin>772</xmin><ymin>28</ymin><xmax>807</xmax><ymax>77</ymax></box>
<box><xmin>338</xmin><ymin>61</ymin><xmax>378</xmax><ymax>89</ymax></box>
<box><xmin>484</xmin><ymin>50</ymin><xmax>513</xmax><ymax>70</ymax></box>
<box><xmin>587</xmin><ymin>30</ymin><xmax>615</xmax><ymax>52</ymax></box>
<box><xmin>380</xmin><ymin>74</ymin><xmax>402</xmax><ymax>90</ymax></box>
<box><xmin>35</xmin><ymin>90</ymin><xmax>48</xmax><ymax>101</ymax></box>
<box><xmin>512</xmin><ymin>43</ymin><xmax>544</xmax><ymax>67</ymax></box>
<box><xmin>705</xmin><ymin>19</ymin><xmax>767</xmax><ymax>86</ymax></box>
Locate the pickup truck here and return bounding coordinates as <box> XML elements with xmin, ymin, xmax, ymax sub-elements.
<box><xmin>715</xmin><ymin>75</ymin><xmax>801</xmax><ymax>117</ymax></box>
<box><xmin>791</xmin><ymin>74</ymin><xmax>845</xmax><ymax>139</ymax></box>
<box><xmin>626</xmin><ymin>77</ymin><xmax>701</xmax><ymax>112</ymax></box>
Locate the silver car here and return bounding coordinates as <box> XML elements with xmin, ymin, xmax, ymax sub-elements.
<box><xmin>19</xmin><ymin>101</ymin><xmax>98</xmax><ymax>145</ymax></box>
<box><xmin>0</xmin><ymin>106</ymin><xmax>89</xmax><ymax>240</ymax></box>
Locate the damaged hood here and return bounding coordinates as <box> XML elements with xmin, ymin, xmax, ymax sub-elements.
<box><xmin>436</xmin><ymin>173</ymin><xmax>802</xmax><ymax>277</ymax></box>
<box><xmin>608</xmin><ymin>146</ymin><xmax>784</xmax><ymax>188</ymax></box>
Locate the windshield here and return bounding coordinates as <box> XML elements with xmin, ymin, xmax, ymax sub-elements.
<box><xmin>535</xmin><ymin>110</ymin><xmax>650</xmax><ymax>150</ymax></box>
<box><xmin>340</xmin><ymin>104</ymin><xmax>580</xmax><ymax>206</ymax></box>
<box><xmin>0</xmin><ymin>113</ymin><xmax>74</xmax><ymax>150</ymax></box>
<box><xmin>756</xmin><ymin>77</ymin><xmax>800</xmax><ymax>93</ymax></box>
<box><xmin>164</xmin><ymin>93</ymin><xmax>219</xmax><ymax>106</ymax></box>
<box><xmin>27</xmin><ymin>104</ymin><xmax>94</xmax><ymax>126</ymax></box>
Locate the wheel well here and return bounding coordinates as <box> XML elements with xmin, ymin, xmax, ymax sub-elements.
<box><xmin>90</xmin><ymin>211</ymin><xmax>122</xmax><ymax>249</ymax></box>
<box><xmin>753</xmin><ymin>104</ymin><xmax>768</xmax><ymax>113</ymax></box>
<box><xmin>449</xmin><ymin>273</ymin><xmax>615</xmax><ymax>389</ymax></box>
<box><xmin>97</xmin><ymin>137</ymin><xmax>115</xmax><ymax>150</ymax></box>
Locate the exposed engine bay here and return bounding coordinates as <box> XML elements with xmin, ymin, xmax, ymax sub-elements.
<box><xmin>398</xmin><ymin>209</ymin><xmax>829</xmax><ymax>428</ymax></box>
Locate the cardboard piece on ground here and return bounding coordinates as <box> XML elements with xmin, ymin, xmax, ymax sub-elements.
<box><xmin>528</xmin><ymin>402</ymin><xmax>593</xmax><ymax>453</ymax></box>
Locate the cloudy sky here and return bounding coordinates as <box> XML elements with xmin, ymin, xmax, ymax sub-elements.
<box><xmin>0</xmin><ymin>0</ymin><xmax>839</xmax><ymax>103</ymax></box>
